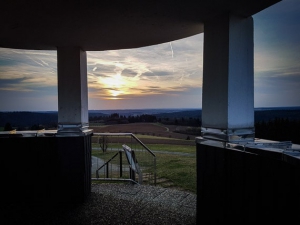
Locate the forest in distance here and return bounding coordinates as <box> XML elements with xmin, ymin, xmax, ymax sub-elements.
<box><xmin>0</xmin><ymin>107</ymin><xmax>300</xmax><ymax>144</ymax></box>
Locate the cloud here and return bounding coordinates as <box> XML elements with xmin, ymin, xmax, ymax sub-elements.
<box><xmin>0</xmin><ymin>48</ymin><xmax>58</xmax><ymax>110</ymax></box>
<box><xmin>254</xmin><ymin>0</ymin><xmax>300</xmax><ymax>73</ymax></box>
<box><xmin>254</xmin><ymin>66</ymin><xmax>300</xmax><ymax>107</ymax></box>
<box><xmin>0</xmin><ymin>48</ymin><xmax>57</xmax><ymax>86</ymax></box>
<box><xmin>85</xmin><ymin>34</ymin><xmax>203</xmax><ymax>106</ymax></box>
<box><xmin>0</xmin><ymin>33</ymin><xmax>204</xmax><ymax>110</ymax></box>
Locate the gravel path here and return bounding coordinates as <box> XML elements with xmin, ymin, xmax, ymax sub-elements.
<box><xmin>1</xmin><ymin>183</ymin><xmax>197</xmax><ymax>225</ymax></box>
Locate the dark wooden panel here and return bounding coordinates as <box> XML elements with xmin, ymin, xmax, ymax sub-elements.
<box><xmin>0</xmin><ymin>134</ymin><xmax>92</xmax><ymax>204</ymax></box>
<box><xmin>197</xmin><ymin>142</ymin><xmax>300</xmax><ymax>224</ymax></box>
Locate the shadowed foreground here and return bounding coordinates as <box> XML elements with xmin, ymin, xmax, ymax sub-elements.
<box><xmin>1</xmin><ymin>183</ymin><xmax>196</xmax><ymax>225</ymax></box>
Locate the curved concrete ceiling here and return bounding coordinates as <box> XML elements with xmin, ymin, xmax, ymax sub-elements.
<box><xmin>0</xmin><ymin>0</ymin><xmax>280</xmax><ymax>51</ymax></box>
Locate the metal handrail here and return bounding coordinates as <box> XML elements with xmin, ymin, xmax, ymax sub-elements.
<box><xmin>93</xmin><ymin>132</ymin><xmax>156</xmax><ymax>156</ymax></box>
<box><xmin>92</xmin><ymin>132</ymin><xmax>156</xmax><ymax>185</ymax></box>
<box><xmin>95</xmin><ymin>151</ymin><xmax>120</xmax><ymax>178</ymax></box>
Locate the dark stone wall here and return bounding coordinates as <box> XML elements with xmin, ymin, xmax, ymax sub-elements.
<box><xmin>1</xmin><ymin>134</ymin><xmax>92</xmax><ymax>204</ymax></box>
<box><xmin>197</xmin><ymin>143</ymin><xmax>300</xmax><ymax>224</ymax></box>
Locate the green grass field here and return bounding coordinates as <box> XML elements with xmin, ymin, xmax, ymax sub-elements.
<box><xmin>146</xmin><ymin>144</ymin><xmax>196</xmax><ymax>154</ymax></box>
<box><xmin>92</xmin><ymin>140</ymin><xmax>197</xmax><ymax>194</ymax></box>
<box><xmin>155</xmin><ymin>153</ymin><xmax>196</xmax><ymax>193</ymax></box>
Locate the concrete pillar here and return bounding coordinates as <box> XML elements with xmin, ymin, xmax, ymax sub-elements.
<box><xmin>57</xmin><ymin>47</ymin><xmax>89</xmax><ymax>133</ymax></box>
<box><xmin>201</xmin><ymin>14</ymin><xmax>254</xmax><ymax>142</ymax></box>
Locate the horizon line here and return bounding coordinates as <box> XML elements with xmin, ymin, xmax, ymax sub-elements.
<box><xmin>1</xmin><ymin>106</ymin><xmax>300</xmax><ymax>113</ymax></box>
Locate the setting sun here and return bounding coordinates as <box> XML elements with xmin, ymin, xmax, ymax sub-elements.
<box><xmin>99</xmin><ymin>73</ymin><xmax>129</xmax><ymax>98</ymax></box>
<box><xmin>109</xmin><ymin>89</ymin><xmax>123</xmax><ymax>97</ymax></box>
<box><xmin>105</xmin><ymin>74</ymin><xmax>124</xmax><ymax>88</ymax></box>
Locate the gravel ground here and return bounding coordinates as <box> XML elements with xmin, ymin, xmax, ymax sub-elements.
<box><xmin>1</xmin><ymin>183</ymin><xmax>197</xmax><ymax>225</ymax></box>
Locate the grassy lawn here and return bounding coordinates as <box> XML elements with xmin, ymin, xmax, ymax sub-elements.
<box><xmin>146</xmin><ymin>144</ymin><xmax>196</xmax><ymax>154</ymax></box>
<box><xmin>91</xmin><ymin>140</ymin><xmax>197</xmax><ymax>194</ymax></box>
<box><xmin>155</xmin><ymin>153</ymin><xmax>196</xmax><ymax>194</ymax></box>
<box><xmin>92</xmin><ymin>142</ymin><xmax>195</xmax><ymax>154</ymax></box>
<box><xmin>135</xmin><ymin>134</ymin><xmax>185</xmax><ymax>140</ymax></box>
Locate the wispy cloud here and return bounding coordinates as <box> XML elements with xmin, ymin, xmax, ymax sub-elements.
<box><xmin>86</xmin><ymin>34</ymin><xmax>203</xmax><ymax>106</ymax></box>
<box><xmin>0</xmin><ymin>48</ymin><xmax>57</xmax><ymax>83</ymax></box>
<box><xmin>169</xmin><ymin>42</ymin><xmax>174</xmax><ymax>58</ymax></box>
<box><xmin>254</xmin><ymin>66</ymin><xmax>300</xmax><ymax>107</ymax></box>
<box><xmin>0</xmin><ymin>48</ymin><xmax>57</xmax><ymax>111</ymax></box>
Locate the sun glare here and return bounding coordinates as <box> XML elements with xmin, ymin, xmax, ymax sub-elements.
<box><xmin>109</xmin><ymin>89</ymin><xmax>123</xmax><ymax>97</ymax></box>
<box><xmin>99</xmin><ymin>73</ymin><xmax>130</xmax><ymax>98</ymax></box>
<box><xmin>106</xmin><ymin>74</ymin><xmax>124</xmax><ymax>87</ymax></box>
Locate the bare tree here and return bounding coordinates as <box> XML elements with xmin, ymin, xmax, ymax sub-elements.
<box><xmin>98</xmin><ymin>135</ymin><xmax>110</xmax><ymax>153</ymax></box>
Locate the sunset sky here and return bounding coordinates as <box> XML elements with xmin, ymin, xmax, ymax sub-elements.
<box><xmin>0</xmin><ymin>0</ymin><xmax>299</xmax><ymax>111</ymax></box>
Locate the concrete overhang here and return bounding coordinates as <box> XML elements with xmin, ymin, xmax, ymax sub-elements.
<box><xmin>0</xmin><ymin>0</ymin><xmax>280</xmax><ymax>51</ymax></box>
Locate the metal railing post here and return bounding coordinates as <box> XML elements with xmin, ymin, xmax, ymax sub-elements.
<box><xmin>119</xmin><ymin>150</ymin><xmax>122</xmax><ymax>177</ymax></box>
<box><xmin>154</xmin><ymin>157</ymin><xmax>157</xmax><ymax>186</ymax></box>
<box><xmin>106</xmin><ymin>163</ymin><xmax>109</xmax><ymax>178</ymax></box>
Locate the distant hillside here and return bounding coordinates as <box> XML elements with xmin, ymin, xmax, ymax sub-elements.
<box><xmin>154</xmin><ymin>109</ymin><xmax>201</xmax><ymax>119</ymax></box>
<box><xmin>1</xmin><ymin>107</ymin><xmax>300</xmax><ymax>129</ymax></box>
<box><xmin>254</xmin><ymin>107</ymin><xmax>300</xmax><ymax>122</ymax></box>
<box><xmin>153</xmin><ymin>107</ymin><xmax>300</xmax><ymax>122</ymax></box>
<box><xmin>88</xmin><ymin>108</ymin><xmax>199</xmax><ymax>117</ymax></box>
<box><xmin>0</xmin><ymin>111</ymin><xmax>58</xmax><ymax>128</ymax></box>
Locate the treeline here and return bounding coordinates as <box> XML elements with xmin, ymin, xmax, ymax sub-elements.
<box><xmin>89</xmin><ymin>113</ymin><xmax>157</xmax><ymax>124</ymax></box>
<box><xmin>158</xmin><ymin>117</ymin><xmax>201</xmax><ymax>127</ymax></box>
<box><xmin>255</xmin><ymin>118</ymin><xmax>300</xmax><ymax>144</ymax></box>
<box><xmin>89</xmin><ymin>113</ymin><xmax>201</xmax><ymax>126</ymax></box>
